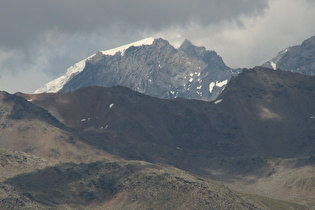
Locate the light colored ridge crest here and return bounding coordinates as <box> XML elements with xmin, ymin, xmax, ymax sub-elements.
<box><xmin>34</xmin><ymin>37</ymin><xmax>155</xmax><ymax>94</ymax></box>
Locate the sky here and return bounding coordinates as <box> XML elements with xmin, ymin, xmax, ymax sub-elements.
<box><xmin>1</xmin><ymin>0</ymin><xmax>315</xmax><ymax>93</ymax></box>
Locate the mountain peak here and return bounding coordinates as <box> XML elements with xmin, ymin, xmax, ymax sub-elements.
<box><xmin>151</xmin><ymin>38</ymin><xmax>176</xmax><ymax>51</ymax></box>
<box><xmin>179</xmin><ymin>39</ymin><xmax>194</xmax><ymax>48</ymax></box>
<box><xmin>179</xmin><ymin>39</ymin><xmax>206</xmax><ymax>58</ymax></box>
<box><xmin>152</xmin><ymin>38</ymin><xmax>170</xmax><ymax>45</ymax></box>
<box><xmin>100</xmin><ymin>37</ymin><xmax>155</xmax><ymax>56</ymax></box>
<box><xmin>34</xmin><ymin>37</ymin><xmax>157</xmax><ymax>94</ymax></box>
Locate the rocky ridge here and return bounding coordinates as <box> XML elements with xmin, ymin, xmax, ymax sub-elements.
<box><xmin>35</xmin><ymin>38</ymin><xmax>238</xmax><ymax>101</ymax></box>
<box><xmin>263</xmin><ymin>35</ymin><xmax>315</xmax><ymax>75</ymax></box>
<box><xmin>22</xmin><ymin>67</ymin><xmax>315</xmax><ymax>159</ymax></box>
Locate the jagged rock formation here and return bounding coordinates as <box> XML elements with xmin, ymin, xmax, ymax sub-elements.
<box><xmin>35</xmin><ymin>38</ymin><xmax>238</xmax><ymax>101</ymax></box>
<box><xmin>263</xmin><ymin>35</ymin><xmax>315</xmax><ymax>75</ymax></box>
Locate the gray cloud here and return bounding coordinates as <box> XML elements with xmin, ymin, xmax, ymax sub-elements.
<box><xmin>149</xmin><ymin>0</ymin><xmax>315</xmax><ymax>68</ymax></box>
<box><xmin>0</xmin><ymin>0</ymin><xmax>267</xmax><ymax>50</ymax></box>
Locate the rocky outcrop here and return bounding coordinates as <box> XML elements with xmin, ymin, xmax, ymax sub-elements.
<box><xmin>263</xmin><ymin>35</ymin><xmax>315</xmax><ymax>75</ymax></box>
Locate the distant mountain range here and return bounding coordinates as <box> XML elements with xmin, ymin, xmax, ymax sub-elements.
<box><xmin>35</xmin><ymin>35</ymin><xmax>315</xmax><ymax>102</ymax></box>
<box><xmin>35</xmin><ymin>37</ymin><xmax>239</xmax><ymax>101</ymax></box>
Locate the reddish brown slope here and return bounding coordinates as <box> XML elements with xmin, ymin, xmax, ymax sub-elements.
<box><xmin>0</xmin><ymin>91</ymin><xmax>118</xmax><ymax>164</ymax></box>
<box><xmin>19</xmin><ymin>67</ymin><xmax>315</xmax><ymax>158</ymax></box>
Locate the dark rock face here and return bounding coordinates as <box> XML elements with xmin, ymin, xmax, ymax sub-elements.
<box><xmin>216</xmin><ymin>67</ymin><xmax>315</xmax><ymax>157</ymax></box>
<box><xmin>263</xmin><ymin>35</ymin><xmax>315</xmax><ymax>75</ymax></box>
<box><xmin>60</xmin><ymin>38</ymin><xmax>236</xmax><ymax>101</ymax></box>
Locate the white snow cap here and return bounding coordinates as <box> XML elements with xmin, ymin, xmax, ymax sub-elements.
<box><xmin>34</xmin><ymin>37</ymin><xmax>155</xmax><ymax>94</ymax></box>
<box><xmin>101</xmin><ymin>37</ymin><xmax>154</xmax><ymax>56</ymax></box>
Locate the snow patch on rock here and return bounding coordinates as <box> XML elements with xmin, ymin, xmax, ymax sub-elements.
<box><xmin>214</xmin><ymin>99</ymin><xmax>223</xmax><ymax>104</ymax></box>
<box><xmin>209</xmin><ymin>82</ymin><xmax>215</xmax><ymax>93</ymax></box>
<box><xmin>209</xmin><ymin>80</ymin><xmax>228</xmax><ymax>93</ymax></box>
<box><xmin>216</xmin><ymin>80</ymin><xmax>228</xmax><ymax>87</ymax></box>
<box><xmin>270</xmin><ymin>61</ymin><xmax>277</xmax><ymax>70</ymax></box>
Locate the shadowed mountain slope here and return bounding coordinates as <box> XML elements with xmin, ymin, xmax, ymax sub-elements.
<box><xmin>20</xmin><ymin>67</ymin><xmax>315</xmax><ymax>159</ymax></box>
<box><xmin>19</xmin><ymin>85</ymin><xmax>252</xmax><ymax>161</ymax></box>
<box><xmin>215</xmin><ymin>66</ymin><xmax>315</xmax><ymax>156</ymax></box>
<box><xmin>0</xmin><ymin>91</ymin><xmax>117</xmax><ymax>164</ymax></box>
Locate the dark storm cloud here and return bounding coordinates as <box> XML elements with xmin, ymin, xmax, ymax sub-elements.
<box><xmin>0</xmin><ymin>0</ymin><xmax>268</xmax><ymax>50</ymax></box>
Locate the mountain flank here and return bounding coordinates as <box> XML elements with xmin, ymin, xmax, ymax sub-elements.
<box><xmin>263</xmin><ymin>35</ymin><xmax>315</xmax><ymax>75</ymax></box>
<box><xmin>216</xmin><ymin>66</ymin><xmax>315</xmax><ymax>156</ymax></box>
<box><xmin>21</xmin><ymin>67</ymin><xmax>315</xmax><ymax>159</ymax></box>
<box><xmin>19</xmin><ymin>67</ymin><xmax>315</xmax><ymax>206</ymax></box>
<box><xmin>1</xmin><ymin>160</ymin><xmax>262</xmax><ymax>209</ymax></box>
<box><xmin>0</xmin><ymin>91</ymin><xmax>118</xmax><ymax>164</ymax></box>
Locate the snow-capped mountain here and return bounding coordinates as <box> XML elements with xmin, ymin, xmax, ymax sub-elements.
<box><xmin>35</xmin><ymin>37</ymin><xmax>238</xmax><ymax>101</ymax></box>
<box><xmin>34</xmin><ymin>37</ymin><xmax>155</xmax><ymax>94</ymax></box>
<box><xmin>262</xmin><ymin>35</ymin><xmax>315</xmax><ymax>75</ymax></box>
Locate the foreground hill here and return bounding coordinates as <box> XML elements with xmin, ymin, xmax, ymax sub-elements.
<box><xmin>1</xmin><ymin>154</ymin><xmax>309</xmax><ymax>210</ymax></box>
<box><xmin>0</xmin><ymin>91</ymin><xmax>117</xmax><ymax>164</ymax></box>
